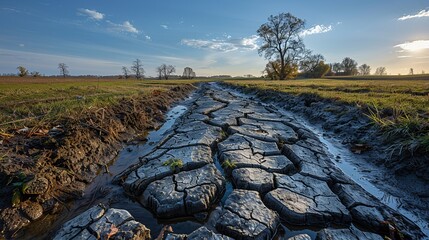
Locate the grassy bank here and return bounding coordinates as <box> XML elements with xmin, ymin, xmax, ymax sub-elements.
<box><xmin>0</xmin><ymin>77</ymin><xmax>202</xmax><ymax>130</ymax></box>
<box><xmin>225</xmin><ymin>79</ymin><xmax>429</xmax><ymax>114</ymax></box>
<box><xmin>225</xmin><ymin>78</ymin><xmax>429</xmax><ymax>159</ymax></box>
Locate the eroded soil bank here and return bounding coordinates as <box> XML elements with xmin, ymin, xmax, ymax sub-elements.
<box><xmin>0</xmin><ymin>84</ymin><xmax>195</xmax><ymax>239</ymax></box>
<box><xmin>54</xmin><ymin>83</ymin><xmax>426</xmax><ymax>240</ymax></box>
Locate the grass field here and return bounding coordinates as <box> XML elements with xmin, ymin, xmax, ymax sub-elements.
<box><xmin>0</xmin><ymin>77</ymin><xmax>202</xmax><ymax>130</ymax></box>
<box><xmin>225</xmin><ymin>79</ymin><xmax>429</xmax><ymax>115</ymax></box>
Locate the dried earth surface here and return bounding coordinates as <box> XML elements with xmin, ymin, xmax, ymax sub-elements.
<box><xmin>15</xmin><ymin>82</ymin><xmax>428</xmax><ymax>240</ymax></box>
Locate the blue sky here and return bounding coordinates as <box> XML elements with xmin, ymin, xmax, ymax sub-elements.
<box><xmin>1</xmin><ymin>0</ymin><xmax>428</xmax><ymax>76</ymax></box>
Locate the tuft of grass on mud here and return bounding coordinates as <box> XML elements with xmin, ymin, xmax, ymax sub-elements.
<box><xmin>366</xmin><ymin>105</ymin><xmax>429</xmax><ymax>158</ymax></box>
<box><xmin>162</xmin><ymin>158</ymin><xmax>184</xmax><ymax>171</ymax></box>
<box><xmin>222</xmin><ymin>159</ymin><xmax>236</xmax><ymax>170</ymax></box>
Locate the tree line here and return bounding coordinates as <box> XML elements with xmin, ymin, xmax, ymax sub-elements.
<box><xmin>121</xmin><ymin>59</ymin><xmax>196</xmax><ymax>80</ymax></box>
<box><xmin>15</xmin><ymin>63</ymin><xmax>69</xmax><ymax>78</ymax></box>
<box><xmin>13</xmin><ymin>60</ymin><xmax>196</xmax><ymax>80</ymax></box>
<box><xmin>257</xmin><ymin>13</ymin><xmax>390</xmax><ymax>79</ymax></box>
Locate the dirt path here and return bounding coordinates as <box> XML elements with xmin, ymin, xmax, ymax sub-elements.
<box><xmin>54</xmin><ymin>83</ymin><xmax>426</xmax><ymax>240</ymax></box>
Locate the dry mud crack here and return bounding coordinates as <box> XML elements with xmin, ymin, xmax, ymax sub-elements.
<box><xmin>55</xmin><ymin>83</ymin><xmax>425</xmax><ymax>240</ymax></box>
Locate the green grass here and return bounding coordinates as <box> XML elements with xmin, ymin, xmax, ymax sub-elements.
<box><xmin>0</xmin><ymin>77</ymin><xmax>203</xmax><ymax>129</ymax></box>
<box><xmin>224</xmin><ymin>79</ymin><xmax>429</xmax><ymax>115</ymax></box>
<box><xmin>162</xmin><ymin>158</ymin><xmax>184</xmax><ymax>171</ymax></box>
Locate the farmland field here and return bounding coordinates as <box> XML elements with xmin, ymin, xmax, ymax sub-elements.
<box><xmin>0</xmin><ymin>77</ymin><xmax>202</xmax><ymax>130</ymax></box>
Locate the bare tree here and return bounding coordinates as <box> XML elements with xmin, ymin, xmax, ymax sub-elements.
<box><xmin>131</xmin><ymin>59</ymin><xmax>144</xmax><ymax>79</ymax></box>
<box><xmin>375</xmin><ymin>67</ymin><xmax>387</xmax><ymax>75</ymax></box>
<box><xmin>31</xmin><ymin>71</ymin><xmax>41</xmax><ymax>77</ymax></box>
<box><xmin>257</xmin><ymin>12</ymin><xmax>306</xmax><ymax>80</ymax></box>
<box><xmin>409</xmin><ymin>68</ymin><xmax>414</xmax><ymax>75</ymax></box>
<box><xmin>182</xmin><ymin>67</ymin><xmax>196</xmax><ymax>79</ymax></box>
<box><xmin>17</xmin><ymin>66</ymin><xmax>29</xmax><ymax>77</ymax></box>
<box><xmin>300</xmin><ymin>53</ymin><xmax>330</xmax><ymax>78</ymax></box>
<box><xmin>332</xmin><ymin>62</ymin><xmax>343</xmax><ymax>75</ymax></box>
<box><xmin>341</xmin><ymin>57</ymin><xmax>358</xmax><ymax>75</ymax></box>
<box><xmin>122</xmin><ymin>66</ymin><xmax>130</xmax><ymax>79</ymax></box>
<box><xmin>358</xmin><ymin>64</ymin><xmax>371</xmax><ymax>75</ymax></box>
<box><xmin>158</xmin><ymin>64</ymin><xmax>175</xmax><ymax>80</ymax></box>
<box><xmin>156</xmin><ymin>66</ymin><xmax>163</xmax><ymax>80</ymax></box>
<box><xmin>58</xmin><ymin>63</ymin><xmax>69</xmax><ymax>78</ymax></box>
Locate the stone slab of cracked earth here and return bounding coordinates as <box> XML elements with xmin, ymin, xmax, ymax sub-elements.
<box><xmin>215</xmin><ymin>189</ymin><xmax>279</xmax><ymax>240</ymax></box>
<box><xmin>123</xmin><ymin>145</ymin><xmax>212</xmax><ymax>195</ymax></box>
<box><xmin>53</xmin><ymin>205</ymin><xmax>150</xmax><ymax>240</ymax></box>
<box><xmin>232</xmin><ymin>167</ymin><xmax>275</xmax><ymax>194</ymax></box>
<box><xmin>220</xmin><ymin>148</ymin><xmax>296</xmax><ymax>174</ymax></box>
<box><xmin>316</xmin><ymin>225</ymin><xmax>383</xmax><ymax>240</ymax></box>
<box><xmin>237</xmin><ymin>117</ymin><xmax>299</xmax><ymax>144</ymax></box>
<box><xmin>264</xmin><ymin>173</ymin><xmax>351</xmax><ymax>227</ymax></box>
<box><xmin>141</xmin><ymin>164</ymin><xmax>225</xmax><ymax>218</ymax></box>
<box><xmin>160</xmin><ymin>124</ymin><xmax>222</xmax><ymax>149</ymax></box>
<box><xmin>166</xmin><ymin>226</ymin><xmax>233</xmax><ymax>240</ymax></box>
<box><xmin>218</xmin><ymin>133</ymin><xmax>281</xmax><ymax>156</ymax></box>
<box><xmin>282</xmin><ymin>142</ymin><xmax>350</xmax><ymax>183</ymax></box>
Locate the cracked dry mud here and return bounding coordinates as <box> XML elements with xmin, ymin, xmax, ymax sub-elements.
<box><xmin>56</xmin><ymin>83</ymin><xmax>425</xmax><ymax>240</ymax></box>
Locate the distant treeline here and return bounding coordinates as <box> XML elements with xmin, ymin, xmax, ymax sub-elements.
<box><xmin>325</xmin><ymin>74</ymin><xmax>429</xmax><ymax>81</ymax></box>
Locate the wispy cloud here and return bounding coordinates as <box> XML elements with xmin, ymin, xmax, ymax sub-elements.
<box><xmin>145</xmin><ymin>35</ymin><xmax>151</xmax><ymax>40</ymax></box>
<box><xmin>1</xmin><ymin>7</ymin><xmax>21</xmax><ymax>13</ymax></box>
<box><xmin>107</xmin><ymin>20</ymin><xmax>139</xmax><ymax>34</ymax></box>
<box><xmin>78</xmin><ymin>8</ymin><xmax>104</xmax><ymax>21</ymax></box>
<box><xmin>394</xmin><ymin>40</ymin><xmax>429</xmax><ymax>52</ymax></box>
<box><xmin>398</xmin><ymin>9</ymin><xmax>429</xmax><ymax>21</ymax></box>
<box><xmin>160</xmin><ymin>25</ymin><xmax>169</xmax><ymax>30</ymax></box>
<box><xmin>19</xmin><ymin>43</ymin><xmax>25</xmax><ymax>47</ymax></box>
<box><xmin>301</xmin><ymin>24</ymin><xmax>332</xmax><ymax>37</ymax></box>
<box><xmin>182</xmin><ymin>35</ymin><xmax>259</xmax><ymax>52</ymax></box>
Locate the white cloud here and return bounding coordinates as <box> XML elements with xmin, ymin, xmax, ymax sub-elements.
<box><xmin>19</xmin><ymin>44</ymin><xmax>25</xmax><ymax>47</ymax></box>
<box><xmin>161</xmin><ymin>25</ymin><xmax>168</xmax><ymax>29</ymax></box>
<box><xmin>301</xmin><ymin>24</ymin><xmax>332</xmax><ymax>37</ymax></box>
<box><xmin>108</xmin><ymin>20</ymin><xmax>139</xmax><ymax>34</ymax></box>
<box><xmin>78</xmin><ymin>8</ymin><xmax>104</xmax><ymax>21</ymax></box>
<box><xmin>181</xmin><ymin>35</ymin><xmax>260</xmax><ymax>52</ymax></box>
<box><xmin>394</xmin><ymin>40</ymin><xmax>429</xmax><ymax>52</ymax></box>
<box><xmin>145</xmin><ymin>35</ymin><xmax>151</xmax><ymax>40</ymax></box>
<box><xmin>398</xmin><ymin>9</ymin><xmax>429</xmax><ymax>21</ymax></box>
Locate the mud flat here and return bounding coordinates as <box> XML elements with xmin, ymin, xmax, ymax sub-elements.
<box><xmin>54</xmin><ymin>83</ymin><xmax>426</xmax><ymax>239</ymax></box>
